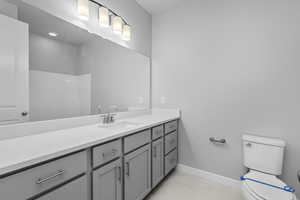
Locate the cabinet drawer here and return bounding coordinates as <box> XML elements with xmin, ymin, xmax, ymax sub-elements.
<box><xmin>165</xmin><ymin>149</ymin><xmax>178</xmax><ymax>175</ymax></box>
<box><xmin>124</xmin><ymin>129</ymin><xmax>151</xmax><ymax>154</ymax></box>
<box><xmin>36</xmin><ymin>175</ymin><xmax>88</xmax><ymax>200</ymax></box>
<box><xmin>0</xmin><ymin>151</ymin><xmax>87</xmax><ymax>200</ymax></box>
<box><xmin>152</xmin><ymin>125</ymin><xmax>164</xmax><ymax>140</ymax></box>
<box><xmin>164</xmin><ymin>121</ymin><xmax>177</xmax><ymax>134</ymax></box>
<box><xmin>93</xmin><ymin>139</ymin><xmax>122</xmax><ymax>168</ymax></box>
<box><xmin>164</xmin><ymin>131</ymin><xmax>177</xmax><ymax>155</ymax></box>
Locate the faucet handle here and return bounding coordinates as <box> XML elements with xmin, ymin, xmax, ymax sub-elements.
<box><xmin>100</xmin><ymin>114</ymin><xmax>109</xmax><ymax>124</ymax></box>
<box><xmin>109</xmin><ymin>113</ymin><xmax>116</xmax><ymax>122</ymax></box>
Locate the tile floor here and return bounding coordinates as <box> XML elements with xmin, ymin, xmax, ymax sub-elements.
<box><xmin>146</xmin><ymin>170</ymin><xmax>244</xmax><ymax>200</ymax></box>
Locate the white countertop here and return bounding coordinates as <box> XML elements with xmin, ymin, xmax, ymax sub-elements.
<box><xmin>0</xmin><ymin>109</ymin><xmax>180</xmax><ymax>176</ymax></box>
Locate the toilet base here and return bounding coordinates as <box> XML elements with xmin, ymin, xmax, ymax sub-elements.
<box><xmin>242</xmin><ymin>183</ymin><xmax>261</xmax><ymax>200</ymax></box>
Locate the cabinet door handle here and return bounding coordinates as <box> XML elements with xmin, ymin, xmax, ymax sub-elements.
<box><xmin>153</xmin><ymin>146</ymin><xmax>157</xmax><ymax>158</ymax></box>
<box><xmin>36</xmin><ymin>170</ymin><xmax>65</xmax><ymax>185</ymax></box>
<box><xmin>118</xmin><ymin>166</ymin><xmax>122</xmax><ymax>182</ymax></box>
<box><xmin>126</xmin><ymin>162</ymin><xmax>130</xmax><ymax>176</ymax></box>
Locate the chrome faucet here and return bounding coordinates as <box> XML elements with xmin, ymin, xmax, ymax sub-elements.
<box><xmin>101</xmin><ymin>113</ymin><xmax>116</xmax><ymax>124</ymax></box>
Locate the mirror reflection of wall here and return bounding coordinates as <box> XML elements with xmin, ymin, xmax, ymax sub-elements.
<box><xmin>79</xmin><ymin>36</ymin><xmax>150</xmax><ymax>115</ymax></box>
<box><xmin>29</xmin><ymin>32</ymin><xmax>92</xmax><ymax>121</ymax></box>
<box><xmin>0</xmin><ymin>1</ymin><xmax>150</xmax><ymax>123</ymax></box>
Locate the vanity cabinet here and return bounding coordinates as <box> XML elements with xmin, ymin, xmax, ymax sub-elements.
<box><xmin>152</xmin><ymin>138</ymin><xmax>164</xmax><ymax>187</ymax></box>
<box><xmin>93</xmin><ymin>159</ymin><xmax>122</xmax><ymax>200</ymax></box>
<box><xmin>124</xmin><ymin>144</ymin><xmax>151</xmax><ymax>200</ymax></box>
<box><xmin>36</xmin><ymin>175</ymin><xmax>88</xmax><ymax>200</ymax></box>
<box><xmin>0</xmin><ymin>120</ymin><xmax>178</xmax><ymax>200</ymax></box>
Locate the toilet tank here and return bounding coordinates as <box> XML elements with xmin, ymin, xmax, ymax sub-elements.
<box><xmin>243</xmin><ymin>135</ymin><xmax>286</xmax><ymax>175</ymax></box>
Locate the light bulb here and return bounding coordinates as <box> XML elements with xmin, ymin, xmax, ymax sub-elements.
<box><xmin>99</xmin><ymin>6</ymin><xmax>110</xmax><ymax>27</ymax></box>
<box><xmin>112</xmin><ymin>16</ymin><xmax>123</xmax><ymax>35</ymax></box>
<box><xmin>78</xmin><ymin>0</ymin><xmax>89</xmax><ymax>21</ymax></box>
<box><xmin>122</xmin><ymin>25</ymin><xmax>131</xmax><ymax>41</ymax></box>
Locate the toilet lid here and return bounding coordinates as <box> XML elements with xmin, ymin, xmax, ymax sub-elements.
<box><xmin>244</xmin><ymin>171</ymin><xmax>294</xmax><ymax>200</ymax></box>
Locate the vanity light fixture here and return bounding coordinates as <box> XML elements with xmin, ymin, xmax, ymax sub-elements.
<box><xmin>112</xmin><ymin>16</ymin><xmax>123</xmax><ymax>35</ymax></box>
<box><xmin>48</xmin><ymin>32</ymin><xmax>58</xmax><ymax>37</ymax></box>
<box><xmin>81</xmin><ymin>0</ymin><xmax>131</xmax><ymax>41</ymax></box>
<box><xmin>77</xmin><ymin>0</ymin><xmax>89</xmax><ymax>21</ymax></box>
<box><xmin>122</xmin><ymin>24</ymin><xmax>131</xmax><ymax>41</ymax></box>
<box><xmin>99</xmin><ymin>6</ymin><xmax>110</xmax><ymax>27</ymax></box>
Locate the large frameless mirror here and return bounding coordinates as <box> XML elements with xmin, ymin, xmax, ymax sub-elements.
<box><xmin>0</xmin><ymin>1</ymin><xmax>150</xmax><ymax>124</ymax></box>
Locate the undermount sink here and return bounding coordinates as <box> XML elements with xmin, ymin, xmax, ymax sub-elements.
<box><xmin>98</xmin><ymin>121</ymin><xmax>141</xmax><ymax>129</ymax></box>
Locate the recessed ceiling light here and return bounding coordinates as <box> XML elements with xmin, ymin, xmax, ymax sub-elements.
<box><xmin>48</xmin><ymin>32</ymin><xmax>58</xmax><ymax>37</ymax></box>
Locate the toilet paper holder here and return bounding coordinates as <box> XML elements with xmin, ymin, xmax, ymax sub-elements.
<box><xmin>209</xmin><ymin>137</ymin><xmax>226</xmax><ymax>144</ymax></box>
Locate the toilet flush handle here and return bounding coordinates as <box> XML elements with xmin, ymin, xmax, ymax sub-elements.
<box><xmin>246</xmin><ymin>143</ymin><xmax>252</xmax><ymax>147</ymax></box>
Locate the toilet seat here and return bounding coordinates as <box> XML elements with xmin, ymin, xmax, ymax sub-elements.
<box><xmin>242</xmin><ymin>171</ymin><xmax>294</xmax><ymax>200</ymax></box>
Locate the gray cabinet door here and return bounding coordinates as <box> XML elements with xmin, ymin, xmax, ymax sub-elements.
<box><xmin>93</xmin><ymin>159</ymin><xmax>122</xmax><ymax>200</ymax></box>
<box><xmin>36</xmin><ymin>176</ymin><xmax>87</xmax><ymax>200</ymax></box>
<box><xmin>124</xmin><ymin>144</ymin><xmax>151</xmax><ymax>200</ymax></box>
<box><xmin>152</xmin><ymin>138</ymin><xmax>164</xmax><ymax>188</ymax></box>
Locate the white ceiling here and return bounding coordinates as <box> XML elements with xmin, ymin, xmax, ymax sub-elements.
<box><xmin>136</xmin><ymin>0</ymin><xmax>183</xmax><ymax>15</ymax></box>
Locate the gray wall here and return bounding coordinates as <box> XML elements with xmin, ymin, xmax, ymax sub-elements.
<box><xmin>152</xmin><ymin>0</ymin><xmax>300</xmax><ymax>195</ymax></box>
<box><xmin>29</xmin><ymin>33</ymin><xmax>80</xmax><ymax>75</ymax></box>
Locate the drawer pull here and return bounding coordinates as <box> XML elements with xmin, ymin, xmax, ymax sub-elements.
<box><xmin>36</xmin><ymin>170</ymin><xmax>65</xmax><ymax>185</ymax></box>
<box><xmin>102</xmin><ymin>149</ymin><xmax>118</xmax><ymax>159</ymax></box>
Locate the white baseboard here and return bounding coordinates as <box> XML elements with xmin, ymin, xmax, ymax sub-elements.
<box><xmin>177</xmin><ymin>164</ymin><xmax>241</xmax><ymax>189</ymax></box>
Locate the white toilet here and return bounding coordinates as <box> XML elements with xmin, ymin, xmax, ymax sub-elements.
<box><xmin>242</xmin><ymin>134</ymin><xmax>297</xmax><ymax>200</ymax></box>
